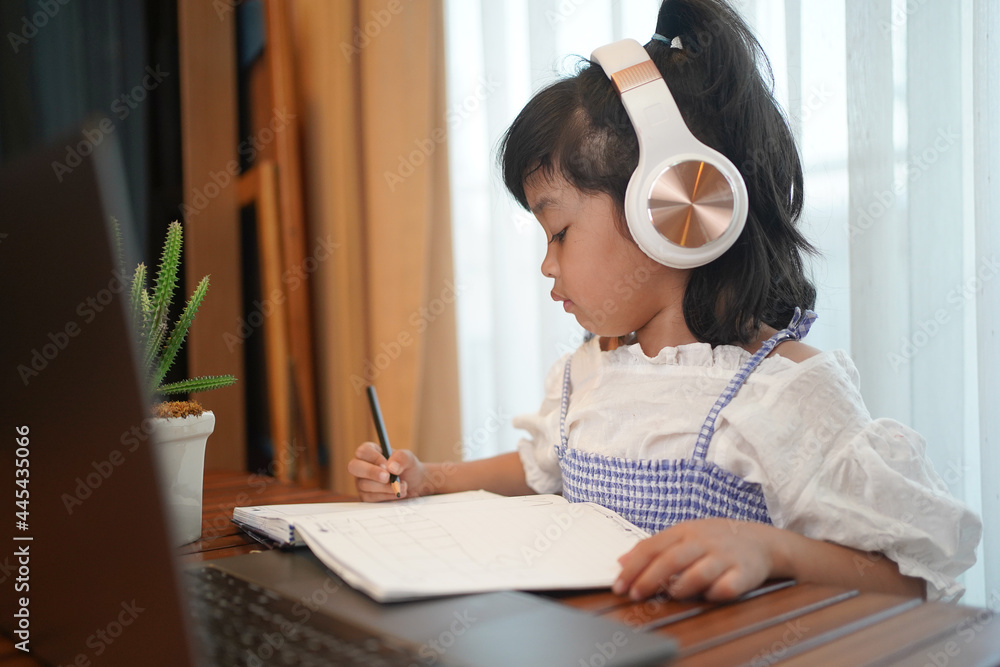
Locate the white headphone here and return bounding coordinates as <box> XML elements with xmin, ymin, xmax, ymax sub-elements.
<box><xmin>591</xmin><ymin>38</ymin><xmax>748</xmax><ymax>269</ymax></box>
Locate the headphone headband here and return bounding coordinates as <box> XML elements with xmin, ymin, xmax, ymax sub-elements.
<box><xmin>591</xmin><ymin>39</ymin><xmax>748</xmax><ymax>269</ymax></box>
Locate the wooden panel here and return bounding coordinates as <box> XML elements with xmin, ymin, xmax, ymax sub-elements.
<box><xmin>664</xmin><ymin>585</ymin><xmax>856</xmax><ymax>651</ymax></box>
<box><xmin>182</xmin><ymin>543</ymin><xmax>267</xmax><ymax>563</ymax></box>
<box><xmin>201</xmin><ymin>470</ymin><xmax>348</xmax><ymax>506</ymax></box>
<box><xmin>601</xmin><ymin>594</ymin><xmax>714</xmax><ymax>631</ymax></box>
<box><xmin>265</xmin><ymin>0</ymin><xmax>322</xmax><ymax>486</ymax></box>
<box><xmin>238</xmin><ymin>162</ymin><xmax>295</xmax><ymax>481</ymax></box>
<box><xmin>889</xmin><ymin>609</ymin><xmax>1000</xmax><ymax>666</ymax></box>
<box><xmin>780</xmin><ymin>601</ymin><xmax>984</xmax><ymax>666</ymax></box>
<box><xmin>239</xmin><ymin>1</ymin><xmax>321</xmax><ymax>486</ymax></box>
<box><xmin>178</xmin><ymin>532</ymin><xmax>253</xmax><ymax>557</ymax></box>
<box><xmin>177</xmin><ymin>0</ymin><xmax>245</xmax><ymax>470</ymax></box>
<box><xmin>584</xmin><ymin>580</ymin><xmax>799</xmax><ymax>634</ymax></box>
<box><xmin>543</xmin><ymin>589</ymin><xmax>641</xmax><ymax>614</ymax></box>
<box><xmin>674</xmin><ymin>592</ymin><xmax>919</xmax><ymax>666</ymax></box>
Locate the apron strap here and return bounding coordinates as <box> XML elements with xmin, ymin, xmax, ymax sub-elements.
<box><xmin>692</xmin><ymin>308</ymin><xmax>817</xmax><ymax>461</ymax></box>
<box><xmin>559</xmin><ymin>357</ymin><xmax>573</xmax><ymax>448</ymax></box>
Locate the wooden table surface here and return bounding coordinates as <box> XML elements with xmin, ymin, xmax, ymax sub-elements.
<box><xmin>188</xmin><ymin>471</ymin><xmax>1000</xmax><ymax>666</ymax></box>
<box><xmin>4</xmin><ymin>471</ymin><xmax>997</xmax><ymax>665</ymax></box>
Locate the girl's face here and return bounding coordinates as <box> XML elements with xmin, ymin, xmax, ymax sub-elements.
<box><xmin>526</xmin><ymin>174</ymin><xmax>688</xmax><ymax>343</ymax></box>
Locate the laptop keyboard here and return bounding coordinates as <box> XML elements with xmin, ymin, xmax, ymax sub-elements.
<box><xmin>186</xmin><ymin>566</ymin><xmax>432</xmax><ymax>666</ymax></box>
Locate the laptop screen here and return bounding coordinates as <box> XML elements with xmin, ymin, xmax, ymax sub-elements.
<box><xmin>0</xmin><ymin>132</ymin><xmax>198</xmax><ymax>666</ymax></box>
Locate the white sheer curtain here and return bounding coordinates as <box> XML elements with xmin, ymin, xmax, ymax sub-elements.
<box><xmin>444</xmin><ymin>0</ymin><xmax>998</xmax><ymax>606</ymax></box>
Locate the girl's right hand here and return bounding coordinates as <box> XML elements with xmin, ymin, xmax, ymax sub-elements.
<box><xmin>347</xmin><ymin>442</ymin><xmax>430</xmax><ymax>502</ymax></box>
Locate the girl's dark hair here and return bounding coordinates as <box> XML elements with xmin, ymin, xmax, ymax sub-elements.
<box><xmin>499</xmin><ymin>0</ymin><xmax>816</xmax><ymax>346</ymax></box>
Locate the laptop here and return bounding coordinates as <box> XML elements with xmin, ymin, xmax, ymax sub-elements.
<box><xmin>0</xmin><ymin>132</ymin><xmax>678</xmax><ymax>666</ymax></box>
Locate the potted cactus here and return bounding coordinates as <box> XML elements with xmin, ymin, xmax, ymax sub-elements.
<box><xmin>115</xmin><ymin>219</ymin><xmax>236</xmax><ymax>545</ymax></box>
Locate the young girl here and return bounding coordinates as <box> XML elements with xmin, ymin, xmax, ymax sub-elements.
<box><xmin>349</xmin><ymin>0</ymin><xmax>980</xmax><ymax>603</ymax></box>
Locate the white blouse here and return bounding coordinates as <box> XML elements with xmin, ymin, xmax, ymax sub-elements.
<box><xmin>514</xmin><ymin>337</ymin><xmax>982</xmax><ymax>602</ymax></box>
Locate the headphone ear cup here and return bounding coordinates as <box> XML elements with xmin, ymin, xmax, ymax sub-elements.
<box><xmin>592</xmin><ymin>39</ymin><xmax>748</xmax><ymax>269</ymax></box>
<box><xmin>649</xmin><ymin>161</ymin><xmax>736</xmax><ymax>247</ymax></box>
<box><xmin>625</xmin><ymin>154</ymin><xmax>748</xmax><ymax>269</ymax></box>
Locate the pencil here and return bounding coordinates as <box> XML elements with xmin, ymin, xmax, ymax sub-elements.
<box><xmin>365</xmin><ymin>385</ymin><xmax>401</xmax><ymax>497</ymax></box>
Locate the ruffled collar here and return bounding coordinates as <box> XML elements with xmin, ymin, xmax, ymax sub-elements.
<box><xmin>584</xmin><ymin>336</ymin><xmax>798</xmax><ymax>374</ymax></box>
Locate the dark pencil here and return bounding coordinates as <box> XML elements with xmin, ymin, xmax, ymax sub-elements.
<box><xmin>366</xmin><ymin>385</ymin><xmax>401</xmax><ymax>497</ymax></box>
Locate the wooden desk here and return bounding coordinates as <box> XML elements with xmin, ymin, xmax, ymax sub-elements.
<box><xmin>178</xmin><ymin>470</ymin><xmax>356</xmax><ymax>562</ymax></box>
<box><xmin>5</xmin><ymin>471</ymin><xmax>995</xmax><ymax>665</ymax></box>
<box><xmin>186</xmin><ymin>471</ymin><xmax>999</xmax><ymax>666</ymax></box>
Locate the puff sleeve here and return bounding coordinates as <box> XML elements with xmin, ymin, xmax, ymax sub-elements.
<box><xmin>513</xmin><ymin>352</ymin><xmax>570</xmax><ymax>494</ymax></box>
<box><xmin>724</xmin><ymin>351</ymin><xmax>982</xmax><ymax>602</ymax></box>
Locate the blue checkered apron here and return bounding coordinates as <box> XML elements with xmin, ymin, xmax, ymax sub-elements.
<box><xmin>556</xmin><ymin>308</ymin><xmax>817</xmax><ymax>534</ymax></box>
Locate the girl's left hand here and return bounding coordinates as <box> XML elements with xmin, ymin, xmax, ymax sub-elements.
<box><xmin>613</xmin><ymin>519</ymin><xmax>782</xmax><ymax>601</ymax></box>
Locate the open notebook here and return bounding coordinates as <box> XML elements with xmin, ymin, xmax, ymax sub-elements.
<box><xmin>234</xmin><ymin>493</ymin><xmax>650</xmax><ymax>602</ymax></box>
<box><xmin>233</xmin><ymin>489</ymin><xmax>501</xmax><ymax>546</ymax></box>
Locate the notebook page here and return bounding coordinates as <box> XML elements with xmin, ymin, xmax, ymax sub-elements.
<box><xmin>235</xmin><ymin>489</ymin><xmax>501</xmax><ymax>520</ymax></box>
<box><xmin>233</xmin><ymin>490</ymin><xmax>503</xmax><ymax>544</ymax></box>
<box><xmin>294</xmin><ymin>495</ymin><xmax>649</xmax><ymax>602</ymax></box>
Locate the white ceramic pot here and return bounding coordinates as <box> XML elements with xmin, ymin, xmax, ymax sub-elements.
<box><xmin>150</xmin><ymin>411</ymin><xmax>215</xmax><ymax>546</ymax></box>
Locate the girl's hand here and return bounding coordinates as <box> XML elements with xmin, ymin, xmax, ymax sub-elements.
<box><xmin>347</xmin><ymin>442</ymin><xmax>430</xmax><ymax>502</ymax></box>
<box><xmin>613</xmin><ymin>519</ymin><xmax>781</xmax><ymax>601</ymax></box>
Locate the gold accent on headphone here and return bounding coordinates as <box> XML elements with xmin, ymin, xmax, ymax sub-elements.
<box><xmin>648</xmin><ymin>161</ymin><xmax>735</xmax><ymax>247</ymax></box>
<box><xmin>609</xmin><ymin>60</ymin><xmax>662</xmax><ymax>94</ymax></box>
